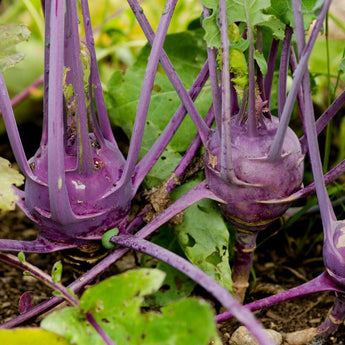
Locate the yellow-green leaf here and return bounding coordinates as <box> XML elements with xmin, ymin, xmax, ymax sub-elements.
<box><xmin>0</xmin><ymin>157</ymin><xmax>24</xmax><ymax>212</ymax></box>
<box><xmin>0</xmin><ymin>328</ymin><xmax>72</xmax><ymax>345</ymax></box>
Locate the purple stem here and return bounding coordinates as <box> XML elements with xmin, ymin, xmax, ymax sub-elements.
<box><xmin>86</xmin><ymin>312</ymin><xmax>117</xmax><ymax>345</ymax></box>
<box><xmin>47</xmin><ymin>0</ymin><xmax>75</xmax><ymax>224</ymax></box>
<box><xmin>317</xmin><ymin>293</ymin><xmax>345</xmax><ymax>336</ymax></box>
<box><xmin>0</xmin><ymin>253</ymin><xmax>79</xmax><ymax>306</ymax></box>
<box><xmin>118</xmin><ymin>0</ymin><xmax>177</xmax><ymax>188</ymax></box>
<box><xmin>112</xmin><ymin>235</ymin><xmax>275</xmax><ymax>345</ymax></box>
<box><xmin>0</xmin><ymin>71</ymin><xmax>35</xmax><ymax>179</ymax></box>
<box><xmin>126</xmin><ymin>0</ymin><xmax>209</xmax><ymax>143</ymax></box>
<box><xmin>219</xmin><ymin>0</ymin><xmax>234</xmax><ymax>181</ymax></box>
<box><xmin>132</xmin><ymin>61</ymin><xmax>210</xmax><ymax>193</ymax></box>
<box><xmin>267</xmin><ymin>0</ymin><xmax>331</xmax><ymax>161</ymax></box>
<box><xmin>80</xmin><ymin>0</ymin><xmax>117</xmax><ymax>146</ymax></box>
<box><xmin>300</xmin><ymin>90</ymin><xmax>345</xmax><ymax>152</ymax></box>
<box><xmin>293</xmin><ymin>0</ymin><xmax>336</xmax><ymax>233</ymax></box>
<box><xmin>0</xmin><ymin>236</ymin><xmax>86</xmax><ymax>252</ymax></box>
<box><xmin>216</xmin><ymin>272</ymin><xmax>343</xmax><ymax>323</ymax></box>
<box><xmin>0</xmin><ymin>75</ymin><xmax>44</xmax><ymax>116</ymax></box>
<box><xmin>203</xmin><ymin>6</ymin><xmax>221</xmax><ymax>134</ymax></box>
<box><xmin>245</xmin><ymin>1</ymin><xmax>257</xmax><ymax>137</ymax></box>
<box><xmin>263</xmin><ymin>38</ymin><xmax>279</xmax><ymax>107</ymax></box>
<box><xmin>277</xmin><ymin>26</ymin><xmax>293</xmax><ymax>118</ymax></box>
<box><xmin>292</xmin><ymin>0</ymin><xmax>305</xmax><ymax>56</ymax></box>
<box><xmin>41</xmin><ymin>0</ymin><xmax>51</xmax><ymax>146</ymax></box>
<box><xmin>289</xmin><ymin>47</ymin><xmax>306</xmax><ymax>137</ymax></box>
<box><xmin>167</xmin><ymin>105</ymin><xmax>215</xmax><ymax>193</ymax></box>
<box><xmin>67</xmin><ymin>0</ymin><xmax>93</xmax><ymax>176</ymax></box>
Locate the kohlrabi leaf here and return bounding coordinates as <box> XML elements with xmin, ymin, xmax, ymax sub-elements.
<box><xmin>141</xmin><ymin>229</ymin><xmax>196</xmax><ymax>307</ymax></box>
<box><xmin>106</xmin><ymin>29</ymin><xmax>211</xmax><ymax>188</ymax></box>
<box><xmin>0</xmin><ymin>23</ymin><xmax>31</xmax><ymax>71</ymax></box>
<box><xmin>0</xmin><ymin>328</ymin><xmax>72</xmax><ymax>345</ymax></box>
<box><xmin>171</xmin><ymin>178</ymin><xmax>232</xmax><ymax>291</ymax></box>
<box><xmin>0</xmin><ymin>157</ymin><xmax>24</xmax><ymax>212</ymax></box>
<box><xmin>200</xmin><ymin>0</ymin><xmax>272</xmax><ymax>48</ymax></box>
<box><xmin>266</xmin><ymin>0</ymin><xmax>320</xmax><ymax>30</ymax></box>
<box><xmin>254</xmin><ymin>49</ymin><xmax>267</xmax><ymax>75</ymax></box>
<box><xmin>41</xmin><ymin>269</ymin><xmax>221</xmax><ymax>345</ymax></box>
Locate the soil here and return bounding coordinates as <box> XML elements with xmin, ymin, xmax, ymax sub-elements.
<box><xmin>1</xmin><ymin>124</ymin><xmax>345</xmax><ymax>345</ymax></box>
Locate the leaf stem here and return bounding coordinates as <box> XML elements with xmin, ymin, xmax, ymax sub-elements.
<box><xmin>216</xmin><ymin>272</ymin><xmax>343</xmax><ymax>323</ymax></box>
<box><xmin>47</xmin><ymin>0</ymin><xmax>75</xmax><ymax>223</ymax></box>
<box><xmin>277</xmin><ymin>25</ymin><xmax>293</xmax><ymax>118</ymax></box>
<box><xmin>119</xmin><ymin>0</ymin><xmax>178</xmax><ymax>187</ymax></box>
<box><xmin>267</xmin><ymin>0</ymin><xmax>331</xmax><ymax>162</ymax></box>
<box><xmin>0</xmin><ymin>253</ymin><xmax>79</xmax><ymax>307</ymax></box>
<box><xmin>244</xmin><ymin>0</ymin><xmax>257</xmax><ymax>137</ymax></box>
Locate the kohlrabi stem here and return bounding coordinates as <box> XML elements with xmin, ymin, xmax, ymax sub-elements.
<box><xmin>292</xmin><ymin>0</ymin><xmax>336</xmax><ymax>233</ymax></box>
<box><xmin>41</xmin><ymin>0</ymin><xmax>50</xmax><ymax>147</ymax></box>
<box><xmin>132</xmin><ymin>61</ymin><xmax>210</xmax><ymax>193</ymax></box>
<box><xmin>112</xmin><ymin>235</ymin><xmax>275</xmax><ymax>345</ymax></box>
<box><xmin>216</xmin><ymin>271</ymin><xmax>344</xmax><ymax>323</ymax></box>
<box><xmin>231</xmin><ymin>231</ymin><xmax>258</xmax><ymax>303</ymax></box>
<box><xmin>244</xmin><ymin>0</ymin><xmax>257</xmax><ymax>137</ymax></box>
<box><xmin>0</xmin><ymin>71</ymin><xmax>35</xmax><ymax>179</ymax></box>
<box><xmin>323</xmin><ymin>15</ymin><xmax>333</xmax><ymax>173</ymax></box>
<box><xmin>167</xmin><ymin>105</ymin><xmax>215</xmax><ymax>193</ymax></box>
<box><xmin>0</xmin><ymin>253</ymin><xmax>79</xmax><ymax>307</ymax></box>
<box><xmin>277</xmin><ymin>25</ymin><xmax>293</xmax><ymax>118</ymax></box>
<box><xmin>292</xmin><ymin>0</ymin><xmax>305</xmax><ymax>56</ymax></box>
<box><xmin>218</xmin><ymin>0</ymin><xmax>234</xmax><ymax>181</ymax></box>
<box><xmin>119</xmin><ymin>0</ymin><xmax>177</xmax><ymax>187</ymax></box>
<box><xmin>80</xmin><ymin>0</ymin><xmax>117</xmax><ymax>146</ymax></box>
<box><xmin>66</xmin><ymin>0</ymin><xmax>93</xmax><ymax>176</ymax></box>
<box><xmin>47</xmin><ymin>0</ymin><xmax>75</xmax><ymax>223</ymax></box>
<box><xmin>0</xmin><ymin>237</ymin><xmax>86</xmax><ymax>253</ymax></box>
<box><xmin>203</xmin><ymin>6</ymin><xmax>221</xmax><ymax>134</ymax></box>
<box><xmin>288</xmin><ymin>47</ymin><xmax>306</xmax><ymax>134</ymax></box>
<box><xmin>317</xmin><ymin>293</ymin><xmax>345</xmax><ymax>336</ymax></box>
<box><xmin>126</xmin><ymin>0</ymin><xmax>209</xmax><ymax>143</ymax></box>
<box><xmin>86</xmin><ymin>313</ymin><xmax>117</xmax><ymax>345</ymax></box>
<box><xmin>267</xmin><ymin>0</ymin><xmax>331</xmax><ymax>162</ymax></box>
<box><xmin>0</xmin><ymin>75</ymin><xmax>44</xmax><ymax>116</ymax></box>
<box><xmin>263</xmin><ymin>38</ymin><xmax>279</xmax><ymax>108</ymax></box>
<box><xmin>300</xmin><ymin>90</ymin><xmax>345</xmax><ymax>152</ymax></box>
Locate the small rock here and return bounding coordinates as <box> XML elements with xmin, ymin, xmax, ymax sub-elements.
<box><xmin>229</xmin><ymin>326</ymin><xmax>283</xmax><ymax>345</ymax></box>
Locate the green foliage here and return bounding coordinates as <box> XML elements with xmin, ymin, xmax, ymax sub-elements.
<box><xmin>0</xmin><ymin>23</ymin><xmax>31</xmax><ymax>71</ymax></box>
<box><xmin>171</xmin><ymin>178</ymin><xmax>232</xmax><ymax>291</ymax></box>
<box><xmin>105</xmin><ymin>29</ymin><xmax>212</xmax><ymax>188</ymax></box>
<box><xmin>200</xmin><ymin>0</ymin><xmax>273</xmax><ymax>48</ymax></box>
<box><xmin>141</xmin><ymin>229</ymin><xmax>196</xmax><ymax>307</ymax></box>
<box><xmin>41</xmin><ymin>269</ymin><xmax>221</xmax><ymax>345</ymax></box>
<box><xmin>0</xmin><ymin>157</ymin><xmax>24</xmax><ymax>213</ymax></box>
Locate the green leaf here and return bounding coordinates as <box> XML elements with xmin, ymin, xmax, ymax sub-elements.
<box><xmin>141</xmin><ymin>229</ymin><xmax>196</xmax><ymax>307</ymax></box>
<box><xmin>171</xmin><ymin>178</ymin><xmax>232</xmax><ymax>291</ymax></box>
<box><xmin>106</xmin><ymin>29</ymin><xmax>212</xmax><ymax>188</ymax></box>
<box><xmin>0</xmin><ymin>157</ymin><xmax>24</xmax><ymax>213</ymax></box>
<box><xmin>41</xmin><ymin>268</ymin><xmax>221</xmax><ymax>345</ymax></box>
<box><xmin>51</xmin><ymin>261</ymin><xmax>63</xmax><ymax>284</ymax></box>
<box><xmin>0</xmin><ymin>328</ymin><xmax>72</xmax><ymax>345</ymax></box>
<box><xmin>266</xmin><ymin>0</ymin><xmax>320</xmax><ymax>29</ymax></box>
<box><xmin>0</xmin><ymin>23</ymin><xmax>31</xmax><ymax>71</ymax></box>
<box><xmin>200</xmin><ymin>0</ymin><xmax>272</xmax><ymax>48</ymax></box>
<box><xmin>254</xmin><ymin>49</ymin><xmax>267</xmax><ymax>75</ymax></box>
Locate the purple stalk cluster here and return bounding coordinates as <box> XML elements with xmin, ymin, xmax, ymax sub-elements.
<box><xmin>1</xmin><ymin>0</ymin><xmax>345</xmax><ymax>344</ymax></box>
